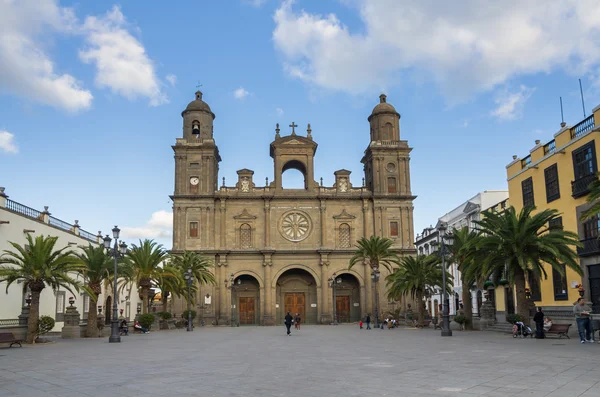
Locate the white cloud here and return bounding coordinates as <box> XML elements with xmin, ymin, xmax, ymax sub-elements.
<box><xmin>0</xmin><ymin>130</ymin><xmax>18</xmax><ymax>154</ymax></box>
<box><xmin>276</xmin><ymin>107</ymin><xmax>284</xmax><ymax>116</ymax></box>
<box><xmin>234</xmin><ymin>87</ymin><xmax>250</xmax><ymax>100</ymax></box>
<box><xmin>245</xmin><ymin>0</ymin><xmax>269</xmax><ymax>7</ymax></box>
<box><xmin>491</xmin><ymin>85</ymin><xmax>535</xmax><ymax>121</ymax></box>
<box><xmin>121</xmin><ymin>210</ymin><xmax>172</xmax><ymax>240</ymax></box>
<box><xmin>166</xmin><ymin>74</ymin><xmax>177</xmax><ymax>86</ymax></box>
<box><xmin>273</xmin><ymin>1</ymin><xmax>600</xmax><ymax>99</ymax></box>
<box><xmin>0</xmin><ymin>0</ymin><xmax>93</xmax><ymax>112</ymax></box>
<box><xmin>79</xmin><ymin>6</ymin><xmax>167</xmax><ymax>106</ymax></box>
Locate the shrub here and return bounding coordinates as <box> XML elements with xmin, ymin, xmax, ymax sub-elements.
<box><xmin>453</xmin><ymin>315</ymin><xmax>466</xmax><ymax>325</ymax></box>
<box><xmin>37</xmin><ymin>315</ymin><xmax>55</xmax><ymax>336</ymax></box>
<box><xmin>157</xmin><ymin>312</ymin><xmax>172</xmax><ymax>320</ymax></box>
<box><xmin>506</xmin><ymin>313</ymin><xmax>522</xmax><ymax>324</ymax></box>
<box><xmin>138</xmin><ymin>314</ymin><xmax>155</xmax><ymax>330</ymax></box>
<box><xmin>182</xmin><ymin>310</ymin><xmax>197</xmax><ymax>320</ymax></box>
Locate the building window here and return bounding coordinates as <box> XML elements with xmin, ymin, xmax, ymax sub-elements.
<box><xmin>521</xmin><ymin>156</ymin><xmax>532</xmax><ymax>169</ymax></box>
<box><xmin>240</xmin><ymin>223</ymin><xmax>252</xmax><ymax>248</ymax></box>
<box><xmin>522</xmin><ymin>177</ymin><xmax>535</xmax><ymax>208</ymax></box>
<box><xmin>549</xmin><ymin>216</ymin><xmax>563</xmax><ymax>230</ymax></box>
<box><xmin>418</xmin><ymin>247</ymin><xmax>423</xmax><ymax>255</ymax></box>
<box><xmin>390</xmin><ymin>221</ymin><xmax>399</xmax><ymax>238</ymax></box>
<box><xmin>387</xmin><ymin>177</ymin><xmax>397</xmax><ymax>193</ymax></box>
<box><xmin>552</xmin><ymin>264</ymin><xmax>568</xmax><ymax>301</ymax></box>
<box><xmin>544</xmin><ymin>164</ymin><xmax>560</xmax><ymax>203</ymax></box>
<box><xmin>529</xmin><ymin>274</ymin><xmax>541</xmax><ymax>302</ymax></box>
<box><xmin>339</xmin><ymin>223</ymin><xmax>351</xmax><ymax>248</ymax></box>
<box><xmin>56</xmin><ymin>291</ymin><xmax>66</xmax><ymax>322</ymax></box>
<box><xmin>544</xmin><ymin>140</ymin><xmax>556</xmax><ymax>155</ymax></box>
<box><xmin>583</xmin><ymin>215</ymin><xmax>600</xmax><ymax>239</ymax></box>
<box><xmin>384</xmin><ymin>123</ymin><xmax>393</xmax><ymax>140</ymax></box>
<box><xmin>189</xmin><ymin>221</ymin><xmax>199</xmax><ymax>238</ymax></box>
<box><xmin>573</xmin><ymin>141</ymin><xmax>597</xmax><ymax>180</ymax></box>
<box><xmin>83</xmin><ymin>295</ymin><xmax>90</xmax><ymax>313</ymax></box>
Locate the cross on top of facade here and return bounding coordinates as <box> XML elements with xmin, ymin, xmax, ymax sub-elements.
<box><xmin>289</xmin><ymin>122</ymin><xmax>298</xmax><ymax>135</ymax></box>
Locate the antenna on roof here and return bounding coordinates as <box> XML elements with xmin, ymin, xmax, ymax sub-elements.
<box><xmin>560</xmin><ymin>97</ymin><xmax>566</xmax><ymax>128</ymax></box>
<box><xmin>579</xmin><ymin>79</ymin><xmax>586</xmax><ymax>118</ymax></box>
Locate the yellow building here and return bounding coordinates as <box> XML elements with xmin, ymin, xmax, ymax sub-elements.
<box><xmin>506</xmin><ymin>104</ymin><xmax>600</xmax><ymax>316</ymax></box>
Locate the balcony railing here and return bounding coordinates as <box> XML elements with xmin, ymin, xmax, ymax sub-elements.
<box><xmin>80</xmin><ymin>229</ymin><xmax>97</xmax><ymax>242</ymax></box>
<box><xmin>0</xmin><ymin>319</ymin><xmax>19</xmax><ymax>327</ymax></box>
<box><xmin>578</xmin><ymin>237</ymin><xmax>600</xmax><ymax>257</ymax></box>
<box><xmin>571</xmin><ymin>114</ymin><xmax>595</xmax><ymax>139</ymax></box>
<box><xmin>49</xmin><ymin>216</ymin><xmax>74</xmax><ymax>232</ymax></box>
<box><xmin>543</xmin><ymin>140</ymin><xmax>556</xmax><ymax>155</ymax></box>
<box><xmin>5</xmin><ymin>199</ymin><xmax>42</xmax><ymax>220</ymax></box>
<box><xmin>572</xmin><ymin>174</ymin><xmax>597</xmax><ymax>198</ymax></box>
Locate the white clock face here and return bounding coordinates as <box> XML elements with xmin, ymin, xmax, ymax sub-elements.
<box><xmin>190</xmin><ymin>177</ymin><xmax>199</xmax><ymax>186</ymax></box>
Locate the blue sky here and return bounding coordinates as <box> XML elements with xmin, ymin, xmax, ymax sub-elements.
<box><xmin>1</xmin><ymin>0</ymin><xmax>600</xmax><ymax>248</ymax></box>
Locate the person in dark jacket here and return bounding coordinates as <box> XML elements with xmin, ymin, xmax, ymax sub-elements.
<box><xmin>366</xmin><ymin>314</ymin><xmax>371</xmax><ymax>330</ymax></box>
<box><xmin>533</xmin><ymin>307</ymin><xmax>545</xmax><ymax>339</ymax></box>
<box><xmin>284</xmin><ymin>312</ymin><xmax>293</xmax><ymax>336</ymax></box>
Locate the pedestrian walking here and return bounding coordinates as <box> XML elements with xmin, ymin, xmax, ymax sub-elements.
<box><xmin>285</xmin><ymin>311</ymin><xmax>293</xmax><ymax>336</ymax></box>
<box><xmin>533</xmin><ymin>307</ymin><xmax>545</xmax><ymax>339</ymax></box>
<box><xmin>294</xmin><ymin>313</ymin><xmax>301</xmax><ymax>330</ymax></box>
<box><xmin>574</xmin><ymin>297</ymin><xmax>594</xmax><ymax>343</ymax></box>
<box><xmin>366</xmin><ymin>314</ymin><xmax>371</xmax><ymax>330</ymax></box>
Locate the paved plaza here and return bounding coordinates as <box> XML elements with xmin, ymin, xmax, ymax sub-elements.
<box><xmin>1</xmin><ymin>325</ymin><xmax>600</xmax><ymax>397</ymax></box>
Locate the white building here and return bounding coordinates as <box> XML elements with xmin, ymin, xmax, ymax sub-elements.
<box><xmin>0</xmin><ymin>187</ymin><xmax>141</xmax><ymax>332</ymax></box>
<box><xmin>415</xmin><ymin>190</ymin><xmax>509</xmax><ymax>318</ymax></box>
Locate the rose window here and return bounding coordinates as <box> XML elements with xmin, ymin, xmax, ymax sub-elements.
<box><xmin>280</xmin><ymin>211</ymin><xmax>311</xmax><ymax>242</ymax></box>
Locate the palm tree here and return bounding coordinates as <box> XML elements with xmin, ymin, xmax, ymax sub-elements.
<box><xmin>386</xmin><ymin>255</ymin><xmax>452</xmax><ymax>326</ymax></box>
<box><xmin>0</xmin><ymin>235</ymin><xmax>82</xmax><ymax>343</ymax></box>
<box><xmin>447</xmin><ymin>227</ymin><xmax>481</xmax><ymax>330</ymax></box>
<box><xmin>476</xmin><ymin>206</ymin><xmax>582</xmax><ymax>323</ymax></box>
<box><xmin>74</xmin><ymin>244</ymin><xmax>113</xmax><ymax>337</ymax></box>
<box><xmin>349</xmin><ymin>236</ymin><xmax>398</xmax><ymax>325</ymax></box>
<box><xmin>155</xmin><ymin>263</ymin><xmax>184</xmax><ymax>313</ymax></box>
<box><xmin>170</xmin><ymin>251</ymin><xmax>216</xmax><ymax>308</ymax></box>
<box><xmin>580</xmin><ymin>175</ymin><xmax>600</xmax><ymax>221</ymax></box>
<box><xmin>123</xmin><ymin>239</ymin><xmax>168</xmax><ymax>314</ymax></box>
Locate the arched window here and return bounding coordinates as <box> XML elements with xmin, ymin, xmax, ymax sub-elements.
<box><xmin>192</xmin><ymin>120</ymin><xmax>200</xmax><ymax>135</ymax></box>
<box><xmin>339</xmin><ymin>223</ymin><xmax>351</xmax><ymax>248</ymax></box>
<box><xmin>384</xmin><ymin>123</ymin><xmax>393</xmax><ymax>140</ymax></box>
<box><xmin>387</xmin><ymin>177</ymin><xmax>397</xmax><ymax>193</ymax></box>
<box><xmin>240</xmin><ymin>223</ymin><xmax>252</xmax><ymax>248</ymax></box>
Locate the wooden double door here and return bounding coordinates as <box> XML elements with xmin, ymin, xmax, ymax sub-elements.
<box><xmin>239</xmin><ymin>297</ymin><xmax>256</xmax><ymax>325</ymax></box>
<box><xmin>336</xmin><ymin>296</ymin><xmax>350</xmax><ymax>323</ymax></box>
<box><xmin>284</xmin><ymin>293</ymin><xmax>305</xmax><ymax>321</ymax></box>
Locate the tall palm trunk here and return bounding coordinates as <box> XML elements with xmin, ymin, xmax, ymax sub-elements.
<box><xmin>162</xmin><ymin>292</ymin><xmax>169</xmax><ymax>313</ymax></box>
<box><xmin>141</xmin><ymin>286</ymin><xmax>149</xmax><ymax>314</ymax></box>
<box><xmin>462</xmin><ymin>280</ymin><xmax>473</xmax><ymax>330</ymax></box>
<box><xmin>416</xmin><ymin>290</ymin><xmax>424</xmax><ymax>326</ymax></box>
<box><xmin>27</xmin><ymin>286</ymin><xmax>44</xmax><ymax>344</ymax></box>
<box><xmin>514</xmin><ymin>269</ymin><xmax>530</xmax><ymax>324</ymax></box>
<box><xmin>86</xmin><ymin>298</ymin><xmax>98</xmax><ymax>337</ymax></box>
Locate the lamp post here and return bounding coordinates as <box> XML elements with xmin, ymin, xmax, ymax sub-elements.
<box><xmin>328</xmin><ymin>273</ymin><xmax>341</xmax><ymax>325</ymax></box>
<box><xmin>371</xmin><ymin>269</ymin><xmax>380</xmax><ymax>328</ymax></box>
<box><xmin>438</xmin><ymin>222</ymin><xmax>452</xmax><ymax>337</ymax></box>
<box><xmin>103</xmin><ymin>226</ymin><xmax>128</xmax><ymax>343</ymax></box>
<box><xmin>184</xmin><ymin>267</ymin><xmax>194</xmax><ymax>332</ymax></box>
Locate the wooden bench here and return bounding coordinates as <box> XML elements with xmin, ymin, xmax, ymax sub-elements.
<box><xmin>545</xmin><ymin>323</ymin><xmax>571</xmax><ymax>339</ymax></box>
<box><xmin>0</xmin><ymin>332</ymin><xmax>23</xmax><ymax>347</ymax></box>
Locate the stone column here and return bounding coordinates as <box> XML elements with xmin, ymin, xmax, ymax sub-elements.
<box><xmin>263</xmin><ymin>260</ymin><xmax>274</xmax><ymax>325</ymax></box>
<box><xmin>0</xmin><ymin>187</ymin><xmax>7</xmax><ymax>208</ymax></box>
<box><xmin>18</xmin><ymin>304</ymin><xmax>30</xmax><ymax>326</ymax></box>
<box><xmin>220</xmin><ymin>199</ymin><xmax>227</xmax><ymax>247</ymax></box>
<box><xmin>264</xmin><ymin>200</ymin><xmax>271</xmax><ymax>247</ymax></box>
<box><xmin>320</xmin><ymin>261</ymin><xmax>329</xmax><ymax>324</ymax></box>
<box><xmin>61</xmin><ymin>304</ymin><xmax>81</xmax><ymax>339</ymax></box>
<box><xmin>362</xmin><ymin>201</ymin><xmax>368</xmax><ymax>238</ymax></box>
<box><xmin>319</xmin><ymin>201</ymin><xmax>327</xmax><ymax>248</ymax></box>
<box><xmin>218</xmin><ymin>261</ymin><xmax>228</xmax><ymax>324</ymax></box>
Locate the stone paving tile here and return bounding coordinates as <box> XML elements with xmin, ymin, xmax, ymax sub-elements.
<box><xmin>1</xmin><ymin>326</ymin><xmax>600</xmax><ymax>396</ymax></box>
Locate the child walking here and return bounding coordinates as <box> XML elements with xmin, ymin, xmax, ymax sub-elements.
<box><xmin>359</xmin><ymin>320</ymin><xmax>363</xmax><ymax>329</ymax></box>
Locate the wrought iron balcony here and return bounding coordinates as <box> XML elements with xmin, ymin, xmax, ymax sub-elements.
<box><xmin>578</xmin><ymin>237</ymin><xmax>600</xmax><ymax>257</ymax></box>
<box><xmin>572</xmin><ymin>174</ymin><xmax>597</xmax><ymax>198</ymax></box>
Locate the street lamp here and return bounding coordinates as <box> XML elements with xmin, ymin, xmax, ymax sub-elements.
<box><xmin>328</xmin><ymin>273</ymin><xmax>341</xmax><ymax>325</ymax></box>
<box><xmin>438</xmin><ymin>222</ymin><xmax>452</xmax><ymax>337</ymax></box>
<box><xmin>184</xmin><ymin>267</ymin><xmax>194</xmax><ymax>332</ymax></box>
<box><xmin>371</xmin><ymin>269</ymin><xmax>380</xmax><ymax>328</ymax></box>
<box><xmin>103</xmin><ymin>226</ymin><xmax>128</xmax><ymax>343</ymax></box>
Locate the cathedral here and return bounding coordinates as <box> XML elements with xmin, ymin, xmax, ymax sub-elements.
<box><xmin>170</xmin><ymin>91</ymin><xmax>416</xmax><ymax>325</ymax></box>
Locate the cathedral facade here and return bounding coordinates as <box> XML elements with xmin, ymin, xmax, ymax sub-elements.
<box><xmin>170</xmin><ymin>91</ymin><xmax>416</xmax><ymax>325</ymax></box>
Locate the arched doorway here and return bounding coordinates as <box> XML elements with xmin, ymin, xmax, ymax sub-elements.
<box><xmin>234</xmin><ymin>274</ymin><xmax>261</xmax><ymax>325</ymax></box>
<box><xmin>333</xmin><ymin>273</ymin><xmax>361</xmax><ymax>323</ymax></box>
<box><xmin>105</xmin><ymin>296</ymin><xmax>112</xmax><ymax>325</ymax></box>
<box><xmin>276</xmin><ymin>268</ymin><xmax>317</xmax><ymax>324</ymax></box>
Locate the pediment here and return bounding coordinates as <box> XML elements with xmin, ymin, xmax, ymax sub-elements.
<box><xmin>463</xmin><ymin>201</ymin><xmax>480</xmax><ymax>214</ymax></box>
<box><xmin>282</xmin><ymin>139</ymin><xmax>304</xmax><ymax>145</ymax></box>
<box><xmin>333</xmin><ymin>209</ymin><xmax>356</xmax><ymax>220</ymax></box>
<box><xmin>233</xmin><ymin>209</ymin><xmax>257</xmax><ymax>220</ymax></box>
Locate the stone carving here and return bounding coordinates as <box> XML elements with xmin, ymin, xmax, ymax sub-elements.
<box><xmin>338</xmin><ymin>177</ymin><xmax>348</xmax><ymax>192</ymax></box>
<box><xmin>241</xmin><ymin>177</ymin><xmax>250</xmax><ymax>192</ymax></box>
<box><xmin>279</xmin><ymin>211</ymin><xmax>311</xmax><ymax>242</ymax></box>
